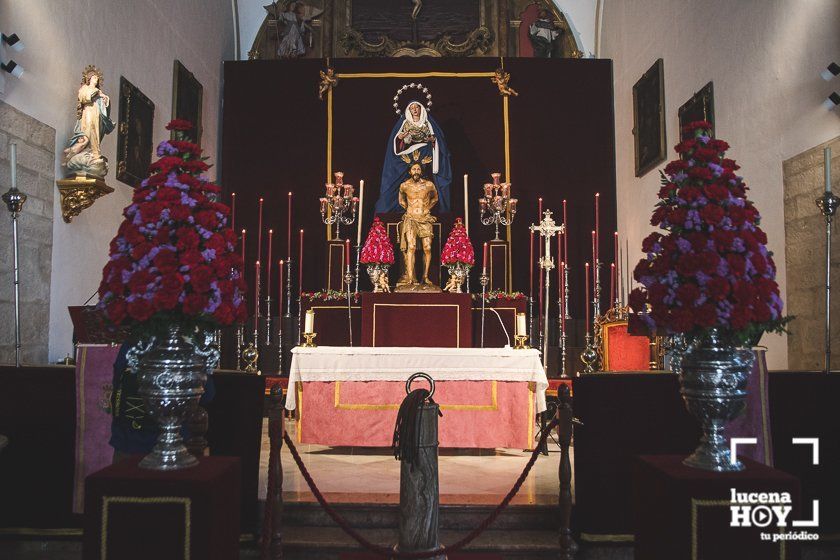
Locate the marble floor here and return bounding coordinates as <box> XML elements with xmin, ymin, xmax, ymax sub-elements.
<box><xmin>259</xmin><ymin>419</ymin><xmax>567</xmax><ymax>505</ymax></box>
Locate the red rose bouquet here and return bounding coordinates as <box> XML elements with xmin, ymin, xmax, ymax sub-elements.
<box><xmin>628</xmin><ymin>122</ymin><xmax>788</xmax><ymax>345</ymax></box>
<box><xmin>441</xmin><ymin>218</ymin><xmax>475</xmax><ymax>265</ymax></box>
<box><xmin>97</xmin><ymin>120</ymin><xmax>247</xmax><ymax>334</ymax></box>
<box><xmin>360</xmin><ymin>217</ymin><xmax>395</xmax><ymax>265</ymax></box>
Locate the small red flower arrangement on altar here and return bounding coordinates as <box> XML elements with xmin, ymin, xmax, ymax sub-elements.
<box><xmin>97</xmin><ymin>119</ymin><xmax>247</xmax><ymax>333</ymax></box>
<box><xmin>360</xmin><ymin>217</ymin><xmax>395</xmax><ymax>265</ymax></box>
<box><xmin>441</xmin><ymin>218</ymin><xmax>475</xmax><ymax>265</ymax></box>
<box><xmin>628</xmin><ymin>121</ymin><xmax>788</xmax><ymax>344</ymax></box>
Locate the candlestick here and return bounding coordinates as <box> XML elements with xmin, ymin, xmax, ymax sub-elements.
<box><xmin>591</xmin><ymin>231</ymin><xmax>597</xmax><ymax>283</ymax></box>
<box><xmin>257</xmin><ymin>197</ymin><xmax>264</xmax><ymax>264</ymax></box>
<box><xmin>254</xmin><ymin>260</ymin><xmax>261</xmax><ymax>333</ymax></box>
<box><xmin>357</xmin><ymin>179</ymin><xmax>365</xmax><ymax>245</ymax></box>
<box><xmin>344</xmin><ymin>262</ymin><xmax>355</xmax><ymax>347</ymax></box>
<box><xmin>287</xmin><ymin>191</ymin><xmax>293</xmax><ymax>258</ymax></box>
<box><xmin>278</xmin><ymin>260</ymin><xmax>284</xmax><ymax>318</ymax></box>
<box><xmin>267</xmin><ymin>229</ymin><xmax>273</xmax><ymax>296</ymax></box>
<box><xmin>464</xmin><ymin>174</ymin><xmax>469</xmax><ymax>235</ymax></box>
<box><xmin>557</xmin><ymin>231</ymin><xmax>563</xmax><ymax>297</ymax></box>
<box><xmin>231</xmin><ymin>192</ymin><xmax>236</xmax><ymax>232</ymax></box>
<box><xmin>299</xmin><ymin>229</ymin><xmax>304</xmax><ymax>297</ymax></box>
<box><xmin>304</xmin><ymin>309</ymin><xmax>314</xmax><ymax>334</ymax></box>
<box><xmin>558</xmin><ymin>260</ymin><xmax>567</xmax><ymax>377</ymax></box>
<box><xmin>529</xmin><ymin>230</ymin><xmax>534</xmax><ymax>298</ymax></box>
<box><xmin>595</xmin><ymin>192</ymin><xmax>600</xmax><ymax>263</ymax></box>
<box><xmin>585</xmin><ymin>262</ymin><xmax>590</xmax><ymax>333</ymax></box>
<box><xmin>560</xmin><ymin>261</ymin><xmax>566</xmax><ymax>333</ymax></box>
<box><xmin>562</xmin><ymin>198</ymin><xmax>568</xmax><ymax>262</ymax></box>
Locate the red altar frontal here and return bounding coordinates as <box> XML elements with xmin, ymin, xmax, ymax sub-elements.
<box><xmin>287</xmin><ymin>346</ymin><xmax>547</xmax><ymax>450</ymax></box>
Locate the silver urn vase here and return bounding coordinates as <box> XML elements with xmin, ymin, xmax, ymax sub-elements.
<box><xmin>677</xmin><ymin>328</ymin><xmax>754</xmax><ymax>472</ymax></box>
<box><xmin>128</xmin><ymin>324</ymin><xmax>219</xmax><ymax>470</ymax></box>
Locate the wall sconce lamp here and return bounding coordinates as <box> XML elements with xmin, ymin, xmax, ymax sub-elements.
<box><xmin>821</xmin><ymin>62</ymin><xmax>839</xmax><ymax>81</ymax></box>
<box><xmin>1</xmin><ymin>60</ymin><xmax>23</xmax><ymax>78</ymax></box>
<box><xmin>1</xmin><ymin>33</ymin><xmax>24</xmax><ymax>52</ymax></box>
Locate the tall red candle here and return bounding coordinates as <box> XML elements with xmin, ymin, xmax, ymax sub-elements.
<box><xmin>585</xmin><ymin>262</ymin><xmax>590</xmax><ymax>332</ymax></box>
<box><xmin>538</xmin><ymin>197</ymin><xmax>544</xmax><ymax>332</ymax></box>
<box><xmin>254</xmin><ymin>260</ymin><xmax>261</xmax><ymax>331</ymax></box>
<box><xmin>529</xmin><ymin>230</ymin><xmax>534</xmax><ymax>299</ymax></box>
<box><xmin>614</xmin><ymin>231</ymin><xmax>619</xmax><ymax>303</ymax></box>
<box><xmin>610</xmin><ymin>263</ymin><xmax>616</xmax><ymax>304</ymax></box>
<box><xmin>591</xmin><ymin>231</ymin><xmax>596</xmax><ymax>282</ymax></box>
<box><xmin>278</xmin><ymin>259</ymin><xmax>284</xmax><ymax>318</ymax></box>
<box><xmin>557</xmin><ymin>232</ymin><xmax>563</xmax><ymax>297</ymax></box>
<box><xmin>287</xmin><ymin>191</ymin><xmax>293</xmax><ymax>259</ymax></box>
<box><xmin>266</xmin><ymin>229</ymin><xmax>273</xmax><ymax>300</ymax></box>
<box><xmin>240</xmin><ymin>228</ymin><xmax>246</xmax><ymax>264</ymax></box>
<box><xmin>560</xmin><ymin>261</ymin><xmax>566</xmax><ymax>334</ymax></box>
<box><xmin>562</xmin><ymin>199</ymin><xmax>568</xmax><ymax>265</ymax></box>
<box><xmin>257</xmin><ymin>197</ymin><xmax>264</xmax><ymax>264</ymax></box>
<box><xmin>482</xmin><ymin>242</ymin><xmax>489</xmax><ymax>272</ymax></box>
<box><xmin>594</xmin><ymin>193</ymin><xmax>600</xmax><ymax>263</ymax></box>
<box><xmin>298</xmin><ymin>229</ymin><xmax>304</xmax><ymax>296</ymax></box>
<box><xmin>345</xmin><ymin>239</ymin><xmax>351</xmax><ymax>273</ymax></box>
<box><xmin>230</xmin><ymin>192</ymin><xmax>236</xmax><ymax>232</ymax></box>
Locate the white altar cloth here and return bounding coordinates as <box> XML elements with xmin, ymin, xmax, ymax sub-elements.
<box><xmin>287</xmin><ymin>346</ymin><xmax>548</xmax><ymax>412</ymax></box>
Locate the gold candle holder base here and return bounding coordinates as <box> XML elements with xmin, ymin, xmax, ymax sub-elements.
<box><xmin>514</xmin><ymin>335</ymin><xmax>530</xmax><ymax>349</ymax></box>
<box><xmin>242</xmin><ymin>342</ymin><xmax>260</xmax><ymax>374</ymax></box>
<box><xmin>302</xmin><ymin>332</ymin><xmax>318</xmax><ymax>347</ymax></box>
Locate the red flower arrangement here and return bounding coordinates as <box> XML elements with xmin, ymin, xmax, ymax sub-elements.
<box><xmin>360</xmin><ymin>217</ymin><xmax>395</xmax><ymax>265</ymax></box>
<box><xmin>628</xmin><ymin>121</ymin><xmax>788</xmax><ymax>344</ymax></box>
<box><xmin>97</xmin><ymin>120</ymin><xmax>247</xmax><ymax>333</ymax></box>
<box><xmin>441</xmin><ymin>218</ymin><xmax>475</xmax><ymax>266</ymax></box>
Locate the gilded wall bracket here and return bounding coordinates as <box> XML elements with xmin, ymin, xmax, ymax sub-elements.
<box><xmin>56</xmin><ymin>174</ymin><xmax>114</xmax><ymax>223</ymax></box>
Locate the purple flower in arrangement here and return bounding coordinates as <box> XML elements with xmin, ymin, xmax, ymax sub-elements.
<box><xmin>201</xmin><ymin>248</ymin><xmax>217</xmax><ymax>262</ymax></box>
<box><xmin>731</xmin><ymin>237</ymin><xmax>745</xmax><ymax>252</ymax></box>
<box><xmin>156</xmin><ymin>141</ymin><xmax>179</xmax><ymax>157</ymax></box>
<box><xmin>676</xmin><ymin>238</ymin><xmax>692</xmax><ymax>253</ymax></box>
<box><xmin>180</xmin><ymin>192</ymin><xmax>197</xmax><ymax>207</ymax></box>
<box><xmin>695</xmin><ymin>271</ymin><xmax>710</xmax><ymax>285</ymax></box>
<box><xmin>708</xmin><ymin>162</ymin><xmax>723</xmax><ymax>177</ymax></box>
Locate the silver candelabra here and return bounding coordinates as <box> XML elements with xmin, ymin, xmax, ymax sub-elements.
<box><xmin>530</xmin><ymin>210</ymin><xmax>565</xmax><ymax>371</ymax></box>
<box><xmin>320</xmin><ymin>171</ymin><xmax>358</xmax><ymax>240</ymax></box>
<box><xmin>2</xmin><ymin>142</ymin><xmax>26</xmax><ymax>367</ymax></box>
<box><xmin>479</xmin><ymin>172</ymin><xmax>517</xmax><ymax>241</ymax></box>
<box><xmin>816</xmin><ymin>190</ymin><xmax>839</xmax><ymax>374</ymax></box>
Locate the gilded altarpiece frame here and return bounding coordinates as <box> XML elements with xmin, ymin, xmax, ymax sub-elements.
<box><xmin>248</xmin><ymin>0</ymin><xmax>581</xmax><ymax>59</ymax></box>
<box><xmin>323</xmin><ymin>69</ymin><xmax>514</xmax><ymax>288</ymax></box>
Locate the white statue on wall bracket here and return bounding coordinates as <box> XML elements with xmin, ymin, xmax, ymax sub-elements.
<box><xmin>56</xmin><ymin>65</ymin><xmax>115</xmax><ymax>223</ymax></box>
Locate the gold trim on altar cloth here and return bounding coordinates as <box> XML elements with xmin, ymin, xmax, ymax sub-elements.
<box><xmin>371</xmin><ymin>303</ymin><xmax>460</xmax><ymax>347</ymax></box>
<box><xmin>333</xmin><ymin>380</ymin><xmax>498</xmax><ymax>411</ymax></box>
<box><xmin>101</xmin><ymin>496</ymin><xmax>191</xmax><ymax>560</ymax></box>
<box><xmin>691</xmin><ymin>499</ymin><xmax>786</xmax><ymax>560</ymax></box>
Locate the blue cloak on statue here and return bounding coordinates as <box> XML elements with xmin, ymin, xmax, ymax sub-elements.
<box><xmin>374</xmin><ymin>102</ymin><xmax>452</xmax><ymax>214</ymax></box>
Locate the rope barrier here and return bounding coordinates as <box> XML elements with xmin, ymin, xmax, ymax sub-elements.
<box><xmin>273</xmin><ymin>416</ymin><xmax>560</xmax><ymax>559</ymax></box>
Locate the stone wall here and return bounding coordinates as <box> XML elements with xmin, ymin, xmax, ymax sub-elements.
<box><xmin>0</xmin><ymin>102</ymin><xmax>55</xmax><ymax>364</ymax></box>
<box><xmin>783</xmin><ymin>136</ymin><xmax>840</xmax><ymax>371</ymax></box>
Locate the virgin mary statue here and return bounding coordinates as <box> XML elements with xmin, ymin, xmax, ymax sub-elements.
<box><xmin>374</xmin><ymin>101</ymin><xmax>452</xmax><ymax>213</ymax></box>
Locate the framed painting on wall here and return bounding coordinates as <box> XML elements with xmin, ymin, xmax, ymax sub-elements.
<box><xmin>172</xmin><ymin>60</ymin><xmax>203</xmax><ymax>145</ymax></box>
<box><xmin>678</xmin><ymin>81</ymin><xmax>714</xmax><ymax>141</ymax></box>
<box><xmin>116</xmin><ymin>76</ymin><xmax>155</xmax><ymax>187</ymax></box>
<box><xmin>632</xmin><ymin>58</ymin><xmax>666</xmax><ymax>177</ymax></box>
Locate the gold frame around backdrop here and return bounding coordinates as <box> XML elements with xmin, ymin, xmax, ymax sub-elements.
<box><xmin>325</xmin><ymin>68</ymin><xmax>513</xmax><ymax>287</ymax></box>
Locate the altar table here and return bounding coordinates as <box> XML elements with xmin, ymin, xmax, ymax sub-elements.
<box><xmin>287</xmin><ymin>346</ymin><xmax>547</xmax><ymax>449</ymax></box>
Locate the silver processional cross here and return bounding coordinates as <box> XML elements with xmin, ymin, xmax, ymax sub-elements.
<box><xmin>530</xmin><ymin>210</ymin><xmax>565</xmax><ymax>370</ymax></box>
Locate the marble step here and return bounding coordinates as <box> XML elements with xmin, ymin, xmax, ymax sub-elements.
<box><xmin>281</xmin><ymin>502</ymin><xmax>560</xmax><ymax>531</ymax></box>
<box><xmin>279</xmin><ymin>526</ymin><xmax>564</xmax><ymax>559</ymax></box>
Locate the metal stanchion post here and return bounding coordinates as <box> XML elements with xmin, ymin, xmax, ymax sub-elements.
<box><xmin>2</xmin><ymin>142</ymin><xmax>26</xmax><ymax>368</ymax></box>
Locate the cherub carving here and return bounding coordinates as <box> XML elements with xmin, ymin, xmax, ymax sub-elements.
<box><xmin>491</xmin><ymin>68</ymin><xmax>519</xmax><ymax>97</ymax></box>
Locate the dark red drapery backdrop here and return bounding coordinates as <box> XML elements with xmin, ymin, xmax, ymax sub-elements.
<box><xmin>221</xmin><ymin>57</ymin><xmax>616</xmax><ymax>323</ymax></box>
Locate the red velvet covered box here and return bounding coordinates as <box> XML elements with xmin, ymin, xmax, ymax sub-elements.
<box><xmin>83</xmin><ymin>456</ymin><xmax>240</xmax><ymax>560</ymax></box>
